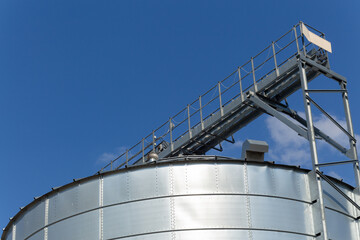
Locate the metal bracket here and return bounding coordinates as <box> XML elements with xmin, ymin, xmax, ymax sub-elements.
<box><xmin>299</xmin><ymin>53</ymin><xmax>347</xmax><ymax>83</ymax></box>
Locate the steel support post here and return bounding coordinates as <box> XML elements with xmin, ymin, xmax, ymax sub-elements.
<box><xmin>152</xmin><ymin>130</ymin><xmax>156</xmax><ymax>151</ymax></box>
<box><xmin>340</xmin><ymin>82</ymin><xmax>360</xmax><ymax>187</ymax></box>
<box><xmin>238</xmin><ymin>68</ymin><xmax>244</xmax><ymax>102</ymax></box>
<box><xmin>272</xmin><ymin>42</ymin><xmax>279</xmax><ymax>77</ymax></box>
<box><xmin>169</xmin><ymin>118</ymin><xmax>174</xmax><ymax>151</ymax></box>
<box><xmin>142</xmin><ymin>138</ymin><xmax>145</xmax><ymax>163</ymax></box>
<box><xmin>294</xmin><ymin>26</ymin><xmax>300</xmax><ymax>54</ymax></box>
<box><xmin>218</xmin><ymin>82</ymin><xmax>224</xmax><ymax>116</ymax></box>
<box><xmin>187</xmin><ymin>105</ymin><xmax>192</xmax><ymax>138</ymax></box>
<box><xmin>298</xmin><ymin>59</ymin><xmax>328</xmax><ymax>239</ymax></box>
<box><xmin>251</xmin><ymin>57</ymin><xmax>258</xmax><ymax>92</ymax></box>
<box><xmin>199</xmin><ymin>96</ymin><xmax>204</xmax><ymax>130</ymax></box>
<box><xmin>125</xmin><ymin>149</ymin><xmax>128</xmax><ymax>167</ymax></box>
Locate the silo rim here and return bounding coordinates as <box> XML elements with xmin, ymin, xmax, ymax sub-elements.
<box><xmin>1</xmin><ymin>155</ymin><xmax>354</xmax><ymax>238</ymax></box>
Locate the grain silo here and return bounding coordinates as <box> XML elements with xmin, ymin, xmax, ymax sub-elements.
<box><xmin>2</xmin><ymin>22</ymin><xmax>359</xmax><ymax>240</ymax></box>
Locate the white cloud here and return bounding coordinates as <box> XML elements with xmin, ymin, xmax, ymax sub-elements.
<box><xmin>266</xmin><ymin>115</ymin><xmax>309</xmax><ymax>166</ymax></box>
<box><xmin>98</xmin><ymin>152</ymin><xmax>117</xmax><ymax>163</ymax></box>
<box><xmin>97</xmin><ymin>146</ymin><xmax>128</xmax><ymax>164</ymax></box>
<box><xmin>313</xmin><ymin>114</ymin><xmax>360</xmax><ymax>151</ymax></box>
<box><xmin>266</xmin><ymin>111</ymin><xmax>360</xmax><ymax>167</ymax></box>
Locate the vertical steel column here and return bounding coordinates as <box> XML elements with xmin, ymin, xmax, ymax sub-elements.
<box><xmin>169</xmin><ymin>118</ymin><xmax>174</xmax><ymax>151</ymax></box>
<box><xmin>340</xmin><ymin>82</ymin><xmax>360</xmax><ymax>187</ymax></box>
<box><xmin>298</xmin><ymin>60</ymin><xmax>328</xmax><ymax>239</ymax></box>
<box><xmin>218</xmin><ymin>82</ymin><xmax>224</xmax><ymax>116</ymax></box>
<box><xmin>294</xmin><ymin>26</ymin><xmax>300</xmax><ymax>54</ymax></box>
<box><xmin>199</xmin><ymin>96</ymin><xmax>204</xmax><ymax>130</ymax></box>
<box><xmin>187</xmin><ymin>105</ymin><xmax>192</xmax><ymax>138</ymax></box>
<box><xmin>238</xmin><ymin>68</ymin><xmax>244</xmax><ymax>102</ymax></box>
<box><xmin>272</xmin><ymin>42</ymin><xmax>279</xmax><ymax>77</ymax></box>
<box><xmin>251</xmin><ymin>57</ymin><xmax>258</xmax><ymax>92</ymax></box>
<box><xmin>142</xmin><ymin>138</ymin><xmax>145</xmax><ymax>163</ymax></box>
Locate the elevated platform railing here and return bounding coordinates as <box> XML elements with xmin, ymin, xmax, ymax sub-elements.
<box><xmin>98</xmin><ymin>22</ymin><xmax>327</xmax><ymax>174</ymax></box>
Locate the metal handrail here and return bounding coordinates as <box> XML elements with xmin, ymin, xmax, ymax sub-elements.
<box><xmin>98</xmin><ymin>22</ymin><xmax>327</xmax><ymax>173</ymax></box>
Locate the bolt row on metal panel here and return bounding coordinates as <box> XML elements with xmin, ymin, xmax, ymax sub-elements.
<box><xmin>2</xmin><ymin>158</ymin><xmax>359</xmax><ymax>240</ymax></box>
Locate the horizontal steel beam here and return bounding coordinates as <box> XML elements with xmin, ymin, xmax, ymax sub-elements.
<box><xmin>299</xmin><ymin>53</ymin><xmax>347</xmax><ymax>83</ymax></box>
<box><xmin>305</xmin><ymin>89</ymin><xmax>347</xmax><ymax>93</ymax></box>
<box><xmin>315</xmin><ymin>160</ymin><xmax>358</xmax><ymax>168</ymax></box>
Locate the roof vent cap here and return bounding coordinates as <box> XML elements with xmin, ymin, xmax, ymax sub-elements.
<box><xmin>241</xmin><ymin>139</ymin><xmax>269</xmax><ymax>162</ymax></box>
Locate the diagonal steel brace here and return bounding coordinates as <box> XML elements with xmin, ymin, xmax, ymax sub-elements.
<box><xmin>248</xmin><ymin>92</ymin><xmax>308</xmax><ymax>139</ymax></box>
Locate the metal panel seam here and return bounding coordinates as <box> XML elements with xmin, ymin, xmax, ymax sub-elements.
<box><xmin>244</xmin><ymin>162</ymin><xmax>253</xmax><ymax>240</ymax></box>
<box><xmin>44</xmin><ymin>198</ymin><xmax>49</xmax><ymax>240</ymax></box>
<box><xmin>99</xmin><ymin>176</ymin><xmax>104</xmax><ymax>240</ymax></box>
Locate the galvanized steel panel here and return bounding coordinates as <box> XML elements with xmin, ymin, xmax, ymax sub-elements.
<box><xmin>322</xmin><ymin>179</ymin><xmax>355</xmax><ymax>216</ymax></box>
<box><xmin>128</xmin><ymin>168</ymin><xmax>157</xmax><ymax>200</ymax></box>
<box><xmin>129</xmin><ymin>166</ymin><xmax>170</xmax><ymax>200</ymax></box>
<box><xmin>27</xmin><ymin>230</ymin><xmax>43</xmax><ymax>240</ymax></box>
<box><xmin>103</xmin><ymin>172</ymin><xmax>129</xmax><ymax>205</ymax></box>
<box><xmin>326</xmin><ymin>208</ymin><xmax>357</xmax><ymax>240</ymax></box>
<box><xmin>13</xmin><ymin>199</ymin><xmax>45</xmax><ymax>240</ymax></box>
<box><xmin>103</xmin><ymin>198</ymin><xmax>171</xmax><ymax>239</ymax></box>
<box><xmin>48</xmin><ymin>179</ymin><xmax>99</xmax><ymax>224</ymax></box>
<box><xmin>173</xmin><ymin>163</ymin><xmax>217</xmax><ymax>194</ymax></box>
<box><xmin>216</xmin><ymin>163</ymin><xmax>245</xmax><ymax>194</ymax></box>
<box><xmin>47</xmin><ymin>210</ymin><xmax>99</xmax><ymax>240</ymax></box>
<box><xmin>249</xmin><ymin>196</ymin><xmax>314</xmax><ymax>235</ymax></box>
<box><xmin>174</xmin><ymin>195</ymin><xmax>248</xmax><ymax>229</ymax></box>
<box><xmin>248</xmin><ymin>165</ymin><xmax>309</xmax><ymax>201</ymax></box>
<box><xmin>2</xmin><ymin>160</ymin><xmax>359</xmax><ymax>240</ymax></box>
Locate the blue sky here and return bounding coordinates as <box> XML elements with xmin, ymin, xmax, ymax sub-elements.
<box><xmin>1</xmin><ymin>0</ymin><xmax>360</xmax><ymax>230</ymax></box>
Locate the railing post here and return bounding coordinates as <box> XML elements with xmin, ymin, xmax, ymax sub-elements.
<box><xmin>251</xmin><ymin>57</ymin><xmax>258</xmax><ymax>92</ymax></box>
<box><xmin>152</xmin><ymin>130</ymin><xmax>156</xmax><ymax>151</ymax></box>
<box><xmin>110</xmin><ymin>161</ymin><xmax>113</xmax><ymax>171</ymax></box>
<box><xmin>199</xmin><ymin>96</ymin><xmax>204</xmax><ymax>130</ymax></box>
<box><xmin>294</xmin><ymin>26</ymin><xmax>300</xmax><ymax>54</ymax></box>
<box><xmin>238</xmin><ymin>67</ymin><xmax>244</xmax><ymax>102</ymax></box>
<box><xmin>187</xmin><ymin>105</ymin><xmax>192</xmax><ymax>138</ymax></box>
<box><xmin>169</xmin><ymin>118</ymin><xmax>174</xmax><ymax>151</ymax></box>
<box><xmin>142</xmin><ymin>138</ymin><xmax>145</xmax><ymax>163</ymax></box>
<box><xmin>272</xmin><ymin>42</ymin><xmax>279</xmax><ymax>77</ymax></box>
<box><xmin>125</xmin><ymin>149</ymin><xmax>128</xmax><ymax>167</ymax></box>
<box><xmin>299</xmin><ymin>22</ymin><xmax>306</xmax><ymax>56</ymax></box>
<box><xmin>218</xmin><ymin>82</ymin><xmax>224</xmax><ymax>116</ymax></box>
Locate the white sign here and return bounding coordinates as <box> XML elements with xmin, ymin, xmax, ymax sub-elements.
<box><xmin>301</xmin><ymin>23</ymin><xmax>332</xmax><ymax>53</ymax></box>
